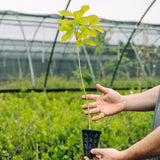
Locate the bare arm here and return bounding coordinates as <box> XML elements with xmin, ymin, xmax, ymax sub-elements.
<box><xmin>85</xmin><ymin>127</ymin><xmax>160</xmax><ymax>160</ymax></box>
<box><xmin>121</xmin><ymin>126</ymin><xmax>160</xmax><ymax>160</ymax></box>
<box><xmin>123</xmin><ymin>85</ymin><xmax>160</xmax><ymax>111</ymax></box>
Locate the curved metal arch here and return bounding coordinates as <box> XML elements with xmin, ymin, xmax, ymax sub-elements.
<box><xmin>110</xmin><ymin>0</ymin><xmax>157</xmax><ymax>88</ymax></box>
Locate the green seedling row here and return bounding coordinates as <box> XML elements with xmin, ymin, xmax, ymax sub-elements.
<box><xmin>0</xmin><ymin>91</ymin><xmax>153</xmax><ymax>159</ymax></box>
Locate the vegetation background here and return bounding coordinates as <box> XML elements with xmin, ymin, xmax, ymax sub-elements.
<box><xmin>0</xmin><ymin>90</ymin><xmax>154</xmax><ymax>159</ymax></box>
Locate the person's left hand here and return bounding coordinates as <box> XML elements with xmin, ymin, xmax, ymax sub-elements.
<box><xmin>82</xmin><ymin>84</ymin><xmax>124</xmax><ymax>121</ymax></box>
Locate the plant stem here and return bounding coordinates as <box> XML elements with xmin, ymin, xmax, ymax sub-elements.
<box><xmin>76</xmin><ymin>46</ymin><xmax>91</xmax><ymax>130</ymax></box>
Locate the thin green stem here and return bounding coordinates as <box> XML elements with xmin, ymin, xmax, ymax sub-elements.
<box><xmin>76</xmin><ymin>46</ymin><xmax>91</xmax><ymax>130</ymax></box>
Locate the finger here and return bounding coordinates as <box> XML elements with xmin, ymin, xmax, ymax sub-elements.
<box><xmin>91</xmin><ymin>148</ymin><xmax>102</xmax><ymax>155</ymax></box>
<box><xmin>82</xmin><ymin>102</ymin><xmax>97</xmax><ymax>109</ymax></box>
<box><xmin>85</xmin><ymin>108</ymin><xmax>100</xmax><ymax>115</ymax></box>
<box><xmin>82</xmin><ymin>94</ymin><xmax>98</xmax><ymax>100</ymax></box>
<box><xmin>95</xmin><ymin>155</ymin><xmax>101</xmax><ymax>159</ymax></box>
<box><xmin>84</xmin><ymin>156</ymin><xmax>94</xmax><ymax>160</ymax></box>
<box><xmin>96</xmin><ymin>84</ymin><xmax>111</xmax><ymax>94</ymax></box>
<box><xmin>84</xmin><ymin>156</ymin><xmax>90</xmax><ymax>160</ymax></box>
<box><xmin>92</xmin><ymin>113</ymin><xmax>105</xmax><ymax>121</ymax></box>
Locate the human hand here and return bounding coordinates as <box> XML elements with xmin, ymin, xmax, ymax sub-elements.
<box><xmin>84</xmin><ymin>156</ymin><xmax>95</xmax><ymax>160</ymax></box>
<box><xmin>84</xmin><ymin>148</ymin><xmax>124</xmax><ymax>160</ymax></box>
<box><xmin>82</xmin><ymin>84</ymin><xmax>125</xmax><ymax>121</ymax></box>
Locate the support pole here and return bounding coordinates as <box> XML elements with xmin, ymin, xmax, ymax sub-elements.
<box><xmin>110</xmin><ymin>0</ymin><xmax>157</xmax><ymax>88</ymax></box>
<box><xmin>17</xmin><ymin>15</ymin><xmax>36</xmax><ymax>89</ymax></box>
<box><xmin>119</xmin><ymin>28</ymin><xmax>149</xmax><ymax>87</ymax></box>
<box><xmin>43</xmin><ymin>0</ymin><xmax>72</xmax><ymax>92</ymax></box>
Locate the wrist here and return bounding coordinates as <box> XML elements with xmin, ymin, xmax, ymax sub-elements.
<box><xmin>121</xmin><ymin>95</ymin><xmax>128</xmax><ymax>111</ymax></box>
<box><xmin>119</xmin><ymin>150</ymin><xmax>132</xmax><ymax>160</ymax></box>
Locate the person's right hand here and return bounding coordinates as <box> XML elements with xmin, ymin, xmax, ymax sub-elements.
<box><xmin>84</xmin><ymin>148</ymin><xmax>125</xmax><ymax>160</ymax></box>
<box><xmin>82</xmin><ymin>84</ymin><xmax>125</xmax><ymax>121</ymax></box>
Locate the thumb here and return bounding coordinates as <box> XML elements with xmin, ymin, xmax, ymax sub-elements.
<box><xmin>91</xmin><ymin>148</ymin><xmax>102</xmax><ymax>155</ymax></box>
<box><xmin>92</xmin><ymin>113</ymin><xmax>105</xmax><ymax>121</ymax></box>
<box><xmin>96</xmin><ymin>84</ymin><xmax>110</xmax><ymax>94</ymax></box>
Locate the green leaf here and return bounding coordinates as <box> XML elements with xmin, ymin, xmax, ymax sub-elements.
<box><xmin>84</xmin><ymin>39</ymin><xmax>96</xmax><ymax>46</ymax></box>
<box><xmin>84</xmin><ymin>28</ymin><xmax>97</xmax><ymax>37</ymax></box>
<box><xmin>58</xmin><ymin>10</ymin><xmax>73</xmax><ymax>17</ymax></box>
<box><xmin>91</xmin><ymin>26</ymin><xmax>104</xmax><ymax>33</ymax></box>
<box><xmin>61</xmin><ymin>30</ymin><xmax>74</xmax><ymax>42</ymax></box>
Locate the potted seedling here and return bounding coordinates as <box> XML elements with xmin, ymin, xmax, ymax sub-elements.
<box><xmin>57</xmin><ymin>5</ymin><xmax>104</xmax><ymax>158</ymax></box>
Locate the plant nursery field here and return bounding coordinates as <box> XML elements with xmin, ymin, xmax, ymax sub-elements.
<box><xmin>0</xmin><ymin>90</ymin><xmax>154</xmax><ymax>159</ymax></box>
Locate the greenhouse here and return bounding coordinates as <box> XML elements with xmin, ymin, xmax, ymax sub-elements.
<box><xmin>0</xmin><ymin>9</ymin><xmax>160</xmax><ymax>91</ymax></box>
<box><xmin>1</xmin><ymin>1</ymin><xmax>160</xmax><ymax>159</ymax></box>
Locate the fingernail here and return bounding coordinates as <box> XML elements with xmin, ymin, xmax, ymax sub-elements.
<box><xmin>92</xmin><ymin>117</ymin><xmax>96</xmax><ymax>121</ymax></box>
<box><xmin>91</xmin><ymin>149</ymin><xmax>94</xmax><ymax>154</ymax></box>
<box><xmin>84</xmin><ymin>111</ymin><xmax>88</xmax><ymax>114</ymax></box>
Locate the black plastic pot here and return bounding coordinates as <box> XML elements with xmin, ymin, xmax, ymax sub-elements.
<box><xmin>82</xmin><ymin>129</ymin><xmax>101</xmax><ymax>158</ymax></box>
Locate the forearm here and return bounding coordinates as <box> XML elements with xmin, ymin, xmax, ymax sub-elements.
<box><xmin>121</xmin><ymin>126</ymin><xmax>160</xmax><ymax>160</ymax></box>
<box><xmin>122</xmin><ymin>85</ymin><xmax>160</xmax><ymax>111</ymax></box>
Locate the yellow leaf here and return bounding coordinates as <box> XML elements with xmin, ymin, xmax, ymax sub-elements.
<box><xmin>76</xmin><ymin>40</ymin><xmax>83</xmax><ymax>47</ymax></box>
<box><xmin>57</xmin><ymin>19</ymin><xmax>72</xmax><ymax>25</ymax></box>
<box><xmin>84</xmin><ymin>28</ymin><xmax>97</xmax><ymax>37</ymax></box>
<box><xmin>79</xmin><ymin>16</ymin><xmax>91</xmax><ymax>25</ymax></box>
<box><xmin>78</xmin><ymin>33</ymin><xmax>88</xmax><ymax>41</ymax></box>
<box><xmin>74</xmin><ymin>31</ymin><xmax>79</xmax><ymax>40</ymax></box>
<box><xmin>80</xmin><ymin>25</ymin><xmax>89</xmax><ymax>32</ymax></box>
<box><xmin>58</xmin><ymin>25</ymin><xmax>69</xmax><ymax>31</ymax></box>
<box><xmin>57</xmin><ymin>19</ymin><xmax>74</xmax><ymax>31</ymax></box>
<box><xmin>140</xmin><ymin>23</ymin><xmax>145</xmax><ymax>27</ymax></box>
<box><xmin>81</xmin><ymin>5</ymin><xmax>89</xmax><ymax>12</ymax></box>
<box><xmin>84</xmin><ymin>39</ymin><xmax>96</xmax><ymax>46</ymax></box>
<box><xmin>73</xmin><ymin>9</ymin><xmax>84</xmax><ymax>21</ymax></box>
<box><xmin>91</xmin><ymin>26</ymin><xmax>104</xmax><ymax>33</ymax></box>
<box><xmin>88</xmin><ymin>15</ymin><xmax>101</xmax><ymax>25</ymax></box>
<box><xmin>58</xmin><ymin>10</ymin><xmax>73</xmax><ymax>17</ymax></box>
<box><xmin>61</xmin><ymin>30</ymin><xmax>73</xmax><ymax>42</ymax></box>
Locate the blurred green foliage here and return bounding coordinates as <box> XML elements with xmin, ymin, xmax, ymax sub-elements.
<box><xmin>72</xmin><ymin>66</ymin><xmax>93</xmax><ymax>86</ymax></box>
<box><xmin>0</xmin><ymin>75</ymin><xmax>160</xmax><ymax>90</ymax></box>
<box><xmin>0</xmin><ymin>90</ymin><xmax>154</xmax><ymax>159</ymax></box>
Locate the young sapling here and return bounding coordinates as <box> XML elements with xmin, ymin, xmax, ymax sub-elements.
<box><xmin>57</xmin><ymin>4</ymin><xmax>104</xmax><ymax>130</ymax></box>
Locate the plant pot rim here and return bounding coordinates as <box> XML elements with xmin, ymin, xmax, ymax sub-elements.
<box><xmin>82</xmin><ymin>129</ymin><xmax>101</xmax><ymax>133</ymax></box>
